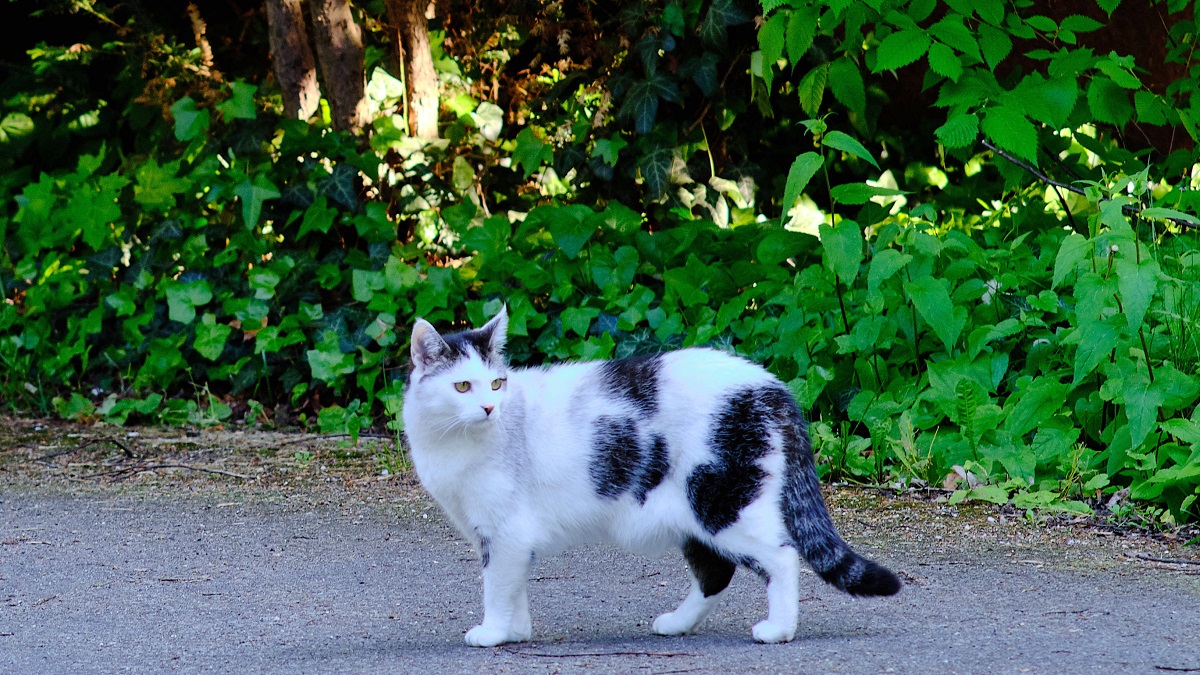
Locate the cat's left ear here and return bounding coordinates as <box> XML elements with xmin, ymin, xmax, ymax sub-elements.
<box><xmin>479</xmin><ymin>305</ymin><xmax>508</xmax><ymax>361</ymax></box>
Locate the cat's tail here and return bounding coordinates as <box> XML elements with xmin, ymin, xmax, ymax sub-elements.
<box><xmin>779</xmin><ymin>409</ymin><xmax>902</xmax><ymax>597</ymax></box>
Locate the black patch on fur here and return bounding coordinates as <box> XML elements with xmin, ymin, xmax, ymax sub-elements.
<box><xmin>682</xmin><ymin>538</ymin><xmax>737</xmax><ymax>597</ymax></box>
<box><xmin>775</xmin><ymin>389</ymin><xmax>902</xmax><ymax>597</ymax></box>
<box><xmin>688</xmin><ymin>386</ymin><xmax>794</xmax><ymax>534</ymax></box>
<box><xmin>632</xmin><ymin>434</ymin><xmax>669</xmax><ymax>504</ymax></box>
<box><xmin>590</xmin><ymin>415</ymin><xmax>641</xmax><ymax>499</ymax></box>
<box><xmin>418</xmin><ymin>326</ymin><xmax>503</xmax><ymax>380</ymax></box>
<box><xmin>598</xmin><ymin>354</ymin><xmax>662</xmax><ymax>416</ymax></box>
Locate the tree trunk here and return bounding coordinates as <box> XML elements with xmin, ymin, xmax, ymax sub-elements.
<box><xmin>265</xmin><ymin>0</ymin><xmax>319</xmax><ymax>120</ymax></box>
<box><xmin>384</xmin><ymin>0</ymin><xmax>439</xmax><ymax>138</ymax></box>
<box><xmin>307</xmin><ymin>0</ymin><xmax>368</xmax><ymax>131</ymax></box>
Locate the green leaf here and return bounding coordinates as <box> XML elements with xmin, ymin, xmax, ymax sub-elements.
<box><xmin>1052</xmin><ymin>232</ymin><xmax>1090</xmax><ymax>289</ymax></box>
<box><xmin>700</xmin><ymin>0</ymin><xmax>748</xmax><ymax>48</ymax></box>
<box><xmin>798</xmin><ymin>64</ymin><xmax>829</xmax><ymax>117</ymax></box>
<box><xmin>758</xmin><ymin>10</ymin><xmax>787</xmax><ymax>65</ymax></box>
<box><xmin>780</xmin><ymin>152</ymin><xmax>824</xmax><ymax>223</ymax></box>
<box><xmin>0</xmin><ymin>112</ymin><xmax>34</xmax><ymax>142</ymax></box>
<box><xmin>982</xmin><ymin>105</ymin><xmax>1038</xmax><ymax>164</ymax></box>
<box><xmin>867</xmin><ymin>249</ymin><xmax>912</xmax><ymax>303</ymax></box>
<box><xmin>830</xmin><ymin>183</ymin><xmax>907</xmax><ymax>205</ymax></box>
<box><xmin>165</xmin><ymin>280</ymin><xmax>213</xmax><ymax>324</ymax></box>
<box><xmin>1097</xmin><ymin>0</ymin><xmax>1121</xmax><ymax>14</ymax></box>
<box><xmin>620</xmin><ymin>72</ymin><xmax>682</xmax><ymax>135</ymax></box>
<box><xmin>1075</xmin><ymin>317</ymin><xmax>1118</xmax><ymax>384</ymax></box>
<box><xmin>134</xmin><ymin>158</ymin><xmax>190</xmax><ymax>212</ymax></box>
<box><xmin>904</xmin><ymin>276</ymin><xmax>965</xmax><ymax>353</ymax></box>
<box><xmin>592</xmin><ymin>136</ymin><xmax>628</xmax><ymax>166</ymax></box>
<box><xmin>513</xmin><ymin>128</ymin><xmax>554</xmax><ymax>178</ymax></box>
<box><xmin>822</xmin><ymin>131</ymin><xmax>879</xmax><ymax>168</ymax></box>
<box><xmin>194</xmin><ymin>313</ymin><xmax>232</xmax><ymax>361</ymax></box>
<box><xmin>1004</xmin><ymin>377</ymin><xmax>1070</xmax><ymax>437</ymax></box>
<box><xmin>1140</xmin><ymin>207</ymin><xmax>1200</xmax><ymax>224</ymax></box>
<box><xmin>977</xmin><ymin>23</ymin><xmax>1013</xmax><ymax>70</ymax></box>
<box><xmin>217</xmin><ymin>81</ymin><xmax>257</xmax><ymax>120</ymax></box>
<box><xmin>306</xmin><ymin>331</ymin><xmax>356</xmax><ymax>383</ymax></box>
<box><xmin>639</xmin><ymin>145</ymin><xmax>674</xmax><ymax>198</ymax></box>
<box><xmin>785</xmin><ymin>5</ymin><xmax>819</xmax><ymax>64</ymax></box>
<box><xmin>1115</xmin><ymin>256</ymin><xmax>1160</xmax><ymax>332</ymax></box>
<box><xmin>297</xmin><ymin>195</ymin><xmax>337</xmax><ymax>239</ymax></box>
<box><xmin>873</xmin><ymin>29</ymin><xmax>931</xmax><ymax>72</ymax></box>
<box><xmin>548</xmin><ymin>210</ymin><xmax>598</xmax><ymax>259</ymax></box>
<box><xmin>1026</xmin><ymin>77</ymin><xmax>1079</xmax><ymax>129</ymax></box>
<box><xmin>561</xmin><ymin>306</ymin><xmax>601</xmax><ymax>337</ymax></box>
<box><xmin>828</xmin><ymin>58</ymin><xmax>866</xmax><ymax>116</ymax></box>
<box><xmin>927</xmin><ymin>14</ymin><xmax>980</xmax><ymax>61</ymax></box>
<box><xmin>234</xmin><ymin>174</ymin><xmax>281</xmax><ymax>230</ymax></box>
<box><xmin>928</xmin><ymin>42</ymin><xmax>963</xmax><ymax>82</ymax></box>
<box><xmin>757</xmin><ymin>230</ymin><xmax>807</xmax><ymax>266</ymax></box>
<box><xmin>1125</xmin><ymin>371</ymin><xmax>1164</xmax><ymax>449</ymax></box>
<box><xmin>1087</xmin><ymin>76</ymin><xmax>1133</xmax><ymax>127</ymax></box>
<box><xmin>170</xmin><ymin>97</ymin><xmax>209</xmax><ymax>142</ymax></box>
<box><xmin>819</xmin><ymin>220</ymin><xmax>864</xmax><ymax>285</ymax></box>
<box><xmin>935</xmin><ymin>113</ymin><xmax>979</xmax><ymax>148</ymax></box>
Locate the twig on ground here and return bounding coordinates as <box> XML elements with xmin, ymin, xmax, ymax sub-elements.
<box><xmin>1154</xmin><ymin>666</ymin><xmax>1200</xmax><ymax>672</ymax></box>
<box><xmin>1126</xmin><ymin>552</ymin><xmax>1200</xmax><ymax>566</ymax></box>
<box><xmin>36</xmin><ymin>437</ymin><xmax>136</xmax><ymax>461</ymax></box>
<box><xmin>85</xmin><ymin>463</ymin><xmax>253</xmax><ymax>480</ymax></box>
<box><xmin>499</xmin><ymin>646</ymin><xmax>697</xmax><ymax>658</ymax></box>
<box><xmin>274</xmin><ymin>433</ymin><xmax>392</xmax><ymax>448</ymax></box>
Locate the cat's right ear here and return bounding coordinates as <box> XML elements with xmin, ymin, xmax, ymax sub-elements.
<box><xmin>411</xmin><ymin>319</ymin><xmax>450</xmax><ymax>371</ymax></box>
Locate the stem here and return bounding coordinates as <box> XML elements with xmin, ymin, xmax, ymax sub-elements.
<box><xmin>835</xmin><ymin>278</ymin><xmax>851</xmax><ymax>335</ymax></box>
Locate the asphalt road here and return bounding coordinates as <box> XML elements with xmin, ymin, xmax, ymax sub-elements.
<box><xmin>3</xmin><ymin>490</ymin><xmax>1199</xmax><ymax>674</ymax></box>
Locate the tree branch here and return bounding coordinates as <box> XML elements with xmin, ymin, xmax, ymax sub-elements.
<box><xmin>981</xmin><ymin>139</ymin><xmax>1200</xmax><ymax>231</ymax></box>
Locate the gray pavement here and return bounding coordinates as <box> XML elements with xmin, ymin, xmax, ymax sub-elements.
<box><xmin>2</xmin><ymin>491</ymin><xmax>1199</xmax><ymax>674</ymax></box>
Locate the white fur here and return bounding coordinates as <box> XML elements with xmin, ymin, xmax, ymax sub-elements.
<box><xmin>403</xmin><ymin>309</ymin><xmax>801</xmax><ymax>646</ymax></box>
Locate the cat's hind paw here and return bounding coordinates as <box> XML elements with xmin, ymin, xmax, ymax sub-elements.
<box><xmin>464</xmin><ymin>624</ymin><xmax>519</xmax><ymax>647</ymax></box>
<box><xmin>751</xmin><ymin>620</ymin><xmax>795</xmax><ymax>644</ymax></box>
<box><xmin>652</xmin><ymin>611</ymin><xmax>696</xmax><ymax>636</ymax></box>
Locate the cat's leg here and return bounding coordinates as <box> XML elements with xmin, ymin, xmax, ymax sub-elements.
<box><xmin>747</xmin><ymin>544</ymin><xmax>801</xmax><ymax>644</ymax></box>
<box><xmin>653</xmin><ymin>538</ymin><xmax>735</xmax><ymax>636</ymax></box>
<box><xmin>465</xmin><ymin>545</ymin><xmax>533</xmax><ymax>647</ymax></box>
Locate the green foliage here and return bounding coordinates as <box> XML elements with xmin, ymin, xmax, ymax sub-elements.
<box><xmin>4</xmin><ymin>0</ymin><xmax>1200</xmax><ymax>524</ymax></box>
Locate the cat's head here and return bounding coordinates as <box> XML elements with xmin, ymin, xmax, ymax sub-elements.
<box><xmin>407</xmin><ymin>308</ymin><xmax>509</xmax><ymax>429</ymax></box>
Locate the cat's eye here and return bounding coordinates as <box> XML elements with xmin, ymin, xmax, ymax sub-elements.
<box><xmin>491</xmin><ymin>378</ymin><xmax>505</xmax><ymax>390</ymax></box>
<box><xmin>454</xmin><ymin>381</ymin><xmax>471</xmax><ymax>393</ymax></box>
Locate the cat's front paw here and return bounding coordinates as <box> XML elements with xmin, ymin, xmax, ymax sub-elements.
<box><xmin>464</xmin><ymin>624</ymin><xmax>519</xmax><ymax>647</ymax></box>
<box><xmin>751</xmin><ymin>620</ymin><xmax>795</xmax><ymax>644</ymax></box>
<box><xmin>652</xmin><ymin>611</ymin><xmax>695</xmax><ymax>636</ymax></box>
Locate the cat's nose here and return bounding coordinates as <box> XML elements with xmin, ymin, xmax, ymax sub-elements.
<box><xmin>482</xmin><ymin>405</ymin><xmax>494</xmax><ymax>416</ymax></box>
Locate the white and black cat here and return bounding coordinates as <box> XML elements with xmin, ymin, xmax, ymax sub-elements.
<box><xmin>402</xmin><ymin>307</ymin><xmax>900</xmax><ymax>647</ymax></box>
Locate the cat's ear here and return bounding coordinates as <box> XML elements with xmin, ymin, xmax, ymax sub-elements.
<box><xmin>411</xmin><ymin>318</ymin><xmax>451</xmax><ymax>371</ymax></box>
<box><xmin>479</xmin><ymin>305</ymin><xmax>508</xmax><ymax>360</ymax></box>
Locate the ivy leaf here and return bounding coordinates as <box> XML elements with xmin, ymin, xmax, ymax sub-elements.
<box><xmin>982</xmin><ymin>105</ymin><xmax>1038</xmax><ymax>164</ymax></box>
<box><xmin>216</xmin><ymin>81</ymin><xmax>257</xmax><ymax>121</ymax></box>
<box><xmin>679</xmin><ymin>52</ymin><xmax>721</xmax><ymax>97</ymax></box>
<box><xmin>306</xmin><ymin>331</ymin><xmax>356</xmax><ymax>383</ymax></box>
<box><xmin>904</xmin><ymin>276</ymin><xmax>965</xmax><ymax>353</ymax></box>
<box><xmin>873</xmin><ymin>29</ymin><xmax>931</xmax><ymax>72</ymax></box>
<box><xmin>164</xmin><ymin>279</ymin><xmax>213</xmax><ymax>324</ymax></box>
<box><xmin>798</xmin><ymin>64</ymin><xmax>829</xmax><ymax>117</ymax></box>
<box><xmin>620</xmin><ymin>73</ymin><xmax>681</xmax><ymax>134</ymax></box>
<box><xmin>297</xmin><ymin>195</ymin><xmax>337</xmax><ymax>239</ymax></box>
<box><xmin>513</xmin><ymin>128</ymin><xmax>554</xmax><ymax>178</ymax></box>
<box><xmin>978</xmin><ymin>23</ymin><xmax>1013</xmax><ymax>70</ymax></box>
<box><xmin>780</xmin><ymin>152</ymin><xmax>824</xmax><ymax>224</ymax></box>
<box><xmin>639</xmin><ymin>145</ymin><xmax>674</xmax><ymax>198</ymax></box>
<box><xmin>822</xmin><ymin>130</ymin><xmax>879</xmax><ymax>168</ymax></box>
<box><xmin>818</xmin><ymin>219</ymin><xmax>864</xmax><ymax>285</ymax></box>
<box><xmin>134</xmin><ymin>158</ymin><xmax>190</xmax><ymax>212</ymax></box>
<box><xmin>592</xmin><ymin>136</ymin><xmax>628</xmax><ymax>167</ymax></box>
<box><xmin>194</xmin><ymin>313</ymin><xmax>232</xmax><ymax>361</ymax></box>
<box><xmin>700</xmin><ymin>0</ymin><xmax>748</xmax><ymax>49</ymax></box>
<box><xmin>548</xmin><ymin>209</ymin><xmax>598</xmax><ymax>259</ymax></box>
<box><xmin>317</xmin><ymin>164</ymin><xmax>358</xmax><ymax>209</ymax></box>
<box><xmin>170</xmin><ymin>97</ymin><xmax>209</xmax><ymax>142</ymax></box>
<box><xmin>234</xmin><ymin>174</ymin><xmax>281</xmax><ymax>230</ymax></box>
<box><xmin>786</xmin><ymin>5</ymin><xmax>819</xmax><ymax>64</ymax></box>
<box><xmin>561</xmin><ymin>306</ymin><xmax>601</xmax><ymax>337</ymax></box>
<box><xmin>828</xmin><ymin>58</ymin><xmax>866</xmax><ymax>116</ymax></box>
<box><xmin>1087</xmin><ymin>76</ymin><xmax>1133</xmax><ymax>127</ymax></box>
<box><xmin>935</xmin><ymin>112</ymin><xmax>979</xmax><ymax>148</ymax></box>
<box><xmin>1003</xmin><ymin>376</ymin><xmax>1070</xmax><ymax>437</ymax></box>
<box><xmin>928</xmin><ymin>42</ymin><xmax>963</xmax><ymax>82</ymax></box>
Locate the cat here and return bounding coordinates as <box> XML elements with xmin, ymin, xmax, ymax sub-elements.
<box><xmin>402</xmin><ymin>307</ymin><xmax>900</xmax><ymax>647</ymax></box>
